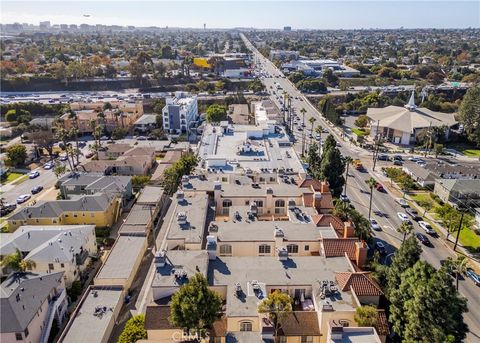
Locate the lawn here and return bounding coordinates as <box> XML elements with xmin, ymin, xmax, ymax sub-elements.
<box><xmin>3</xmin><ymin>172</ymin><xmax>24</xmax><ymax>183</ymax></box>
<box><xmin>448</xmin><ymin>144</ymin><xmax>480</xmax><ymax>157</ymax></box>
<box><xmin>409</xmin><ymin>192</ymin><xmax>441</xmax><ymax>213</ymax></box>
<box><xmin>351</xmin><ymin>128</ymin><xmax>369</xmax><ymax>137</ymax></box>
<box><xmin>457</xmin><ymin>227</ymin><xmax>480</xmax><ymax>253</ymax></box>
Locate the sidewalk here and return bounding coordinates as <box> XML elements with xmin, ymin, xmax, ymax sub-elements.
<box><xmin>372</xmin><ymin>169</ymin><xmax>480</xmax><ymax>270</ymax></box>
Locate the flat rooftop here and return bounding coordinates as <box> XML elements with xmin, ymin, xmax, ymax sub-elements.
<box><xmin>208</xmin><ymin>256</ymin><xmax>356</xmax><ymax>317</ymax></box>
<box><xmin>59</xmin><ymin>287</ymin><xmax>123</xmax><ymax>343</ymax></box>
<box><xmin>118</xmin><ymin>204</ymin><xmax>154</xmax><ymax>235</ymax></box>
<box><xmin>163</xmin><ymin>192</ymin><xmax>209</xmax><ymax>245</ymax></box>
<box><xmin>136</xmin><ymin>186</ymin><xmax>165</xmax><ymax>205</ymax></box>
<box><xmin>330</xmin><ymin>327</ymin><xmax>382</xmax><ymax>343</ymax></box>
<box><xmin>152</xmin><ymin>250</ymin><xmax>209</xmax><ymax>288</ymax></box>
<box><xmin>95</xmin><ymin>236</ymin><xmax>146</xmax><ymax>281</ymax></box>
<box><xmin>198</xmin><ymin>124</ymin><xmax>305</xmax><ymax>174</ymax></box>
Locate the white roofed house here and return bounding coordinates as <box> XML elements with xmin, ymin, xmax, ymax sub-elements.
<box><xmin>367</xmin><ymin>92</ymin><xmax>457</xmax><ymax>146</ymax></box>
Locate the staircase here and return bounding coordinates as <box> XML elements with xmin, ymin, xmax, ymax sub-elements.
<box><xmin>39</xmin><ymin>288</ymin><xmax>66</xmax><ymax>343</ymax></box>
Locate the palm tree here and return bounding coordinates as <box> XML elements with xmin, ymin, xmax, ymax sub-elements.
<box><xmin>308</xmin><ymin>117</ymin><xmax>317</xmax><ymax>148</ymax></box>
<box><xmin>68</xmin><ymin>110</ymin><xmax>81</xmax><ymax>164</ymax></box>
<box><xmin>54</xmin><ymin>123</ymin><xmax>74</xmax><ymax>172</ymax></box>
<box><xmin>343</xmin><ymin>156</ymin><xmax>354</xmax><ymax>197</ymax></box>
<box><xmin>366</xmin><ymin>177</ymin><xmax>377</xmax><ymax>220</ymax></box>
<box><xmin>333</xmin><ymin>200</ymin><xmax>351</xmax><ymax>221</ymax></box>
<box><xmin>90</xmin><ymin>119</ymin><xmax>102</xmax><ymax>159</ymax></box>
<box><xmin>97</xmin><ymin>111</ymin><xmax>106</xmax><ymax>134</ymax></box>
<box><xmin>397</xmin><ymin>222</ymin><xmax>413</xmax><ymax>242</ymax></box>
<box><xmin>1</xmin><ymin>249</ymin><xmax>36</xmax><ymax>272</ymax></box>
<box><xmin>445</xmin><ymin>256</ymin><xmax>469</xmax><ymax>291</ymax></box>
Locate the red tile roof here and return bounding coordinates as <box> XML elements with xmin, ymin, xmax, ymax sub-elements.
<box><xmin>312</xmin><ymin>214</ymin><xmax>344</xmax><ymax>231</ymax></box>
<box><xmin>323</xmin><ymin>238</ymin><xmax>359</xmax><ymax>260</ymax></box>
<box><xmin>376</xmin><ymin>309</ymin><xmax>390</xmax><ymax>336</ymax></box>
<box><xmin>335</xmin><ymin>272</ymin><xmax>383</xmax><ymax>296</ymax></box>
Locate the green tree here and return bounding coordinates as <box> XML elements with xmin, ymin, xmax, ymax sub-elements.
<box><xmin>386</xmin><ymin>236</ymin><xmax>422</xmax><ymax>298</ymax></box>
<box><xmin>258</xmin><ymin>290</ymin><xmax>293</xmax><ymax>341</ymax></box>
<box><xmin>354</xmin><ymin>305</ymin><xmax>378</xmax><ymax>327</ymax></box>
<box><xmin>53</xmin><ymin>163</ymin><xmax>67</xmax><ymax>178</ymax></box>
<box><xmin>248</xmin><ymin>78</ymin><xmax>265</xmax><ymax>93</ymax></box>
<box><xmin>308</xmin><ymin>116</ymin><xmax>317</xmax><ymax>147</ymax></box>
<box><xmin>131</xmin><ymin>175</ymin><xmax>151</xmax><ymax>190</ymax></box>
<box><xmin>6</xmin><ymin>144</ymin><xmax>27</xmax><ymax>167</ymax></box>
<box><xmin>354</xmin><ymin>114</ymin><xmax>369</xmax><ymax>128</ymax></box>
<box><xmin>323</xmin><ymin>68</ymin><xmax>339</xmax><ymax>86</ymax></box>
<box><xmin>343</xmin><ymin>156</ymin><xmax>353</xmax><ymax>197</ymax></box>
<box><xmin>398</xmin><ymin>174</ymin><xmax>415</xmax><ymax>197</ymax></box>
<box><xmin>205</xmin><ymin>104</ymin><xmax>227</xmax><ymax>123</ymax></box>
<box><xmin>306</xmin><ymin>142</ymin><xmax>321</xmax><ymax>179</ymax></box>
<box><xmin>435</xmin><ymin>203</ymin><xmax>473</xmax><ymax>241</ymax></box>
<box><xmin>397</xmin><ymin>221</ymin><xmax>413</xmax><ymax>242</ymax></box>
<box><xmin>458</xmin><ymin>85</ymin><xmax>480</xmax><ymax>145</ymax></box>
<box><xmin>389</xmin><ymin>261</ymin><xmax>468</xmax><ymax>342</ymax></box>
<box><xmin>322</xmin><ymin>134</ymin><xmax>337</xmax><ymax>154</ymax></box>
<box><xmin>0</xmin><ymin>248</ymin><xmax>36</xmax><ymax>272</ymax></box>
<box><xmin>162</xmin><ymin>153</ymin><xmax>198</xmax><ymax>195</ymax></box>
<box><xmin>319</xmin><ymin>147</ymin><xmax>345</xmax><ymax>197</ymax></box>
<box><xmin>170</xmin><ymin>273</ymin><xmax>222</xmax><ymax>336</ymax></box>
<box><xmin>118</xmin><ymin>315</ymin><xmax>147</xmax><ymax>343</ymax></box>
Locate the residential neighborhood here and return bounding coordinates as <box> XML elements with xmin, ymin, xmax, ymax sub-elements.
<box><xmin>1</xmin><ymin>2</ymin><xmax>480</xmax><ymax>343</ymax></box>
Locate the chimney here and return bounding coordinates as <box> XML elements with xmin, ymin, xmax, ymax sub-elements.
<box><xmin>320</xmin><ymin>181</ymin><xmax>330</xmax><ymax>193</ymax></box>
<box><xmin>355</xmin><ymin>241</ymin><xmax>368</xmax><ymax>268</ymax></box>
<box><xmin>206</xmin><ymin>235</ymin><xmax>217</xmax><ymax>260</ymax></box>
<box><xmin>344</xmin><ymin>221</ymin><xmax>355</xmax><ymax>238</ymax></box>
<box><xmin>313</xmin><ymin>192</ymin><xmax>322</xmax><ymax>212</ymax></box>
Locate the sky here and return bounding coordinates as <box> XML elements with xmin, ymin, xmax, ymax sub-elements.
<box><xmin>1</xmin><ymin>1</ymin><xmax>479</xmax><ymax>29</ymax></box>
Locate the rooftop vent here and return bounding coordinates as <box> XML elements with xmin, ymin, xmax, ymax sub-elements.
<box><xmin>177</xmin><ymin>212</ymin><xmax>187</xmax><ymax>225</ymax></box>
<box><xmin>274</xmin><ymin>226</ymin><xmax>285</xmax><ymax>238</ymax></box>
<box><xmin>208</xmin><ymin>223</ymin><xmax>219</xmax><ymax>232</ymax></box>
<box><xmin>266</xmin><ymin>187</ymin><xmax>273</xmax><ymax>194</ymax></box>
<box><xmin>154</xmin><ymin>250</ymin><xmax>167</xmax><ymax>268</ymax></box>
<box><xmin>176</xmin><ymin>191</ymin><xmax>185</xmax><ymax>203</ymax></box>
<box><xmin>277</xmin><ymin>247</ymin><xmax>288</xmax><ymax>261</ymax></box>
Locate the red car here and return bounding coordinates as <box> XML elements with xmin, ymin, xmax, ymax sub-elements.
<box><xmin>375</xmin><ymin>183</ymin><xmax>385</xmax><ymax>192</ymax></box>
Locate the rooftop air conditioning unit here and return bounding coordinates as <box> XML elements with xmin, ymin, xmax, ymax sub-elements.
<box><xmin>277</xmin><ymin>247</ymin><xmax>288</xmax><ymax>261</ymax></box>
<box><xmin>177</xmin><ymin>212</ymin><xmax>187</xmax><ymax>225</ymax></box>
<box><xmin>154</xmin><ymin>250</ymin><xmax>167</xmax><ymax>268</ymax></box>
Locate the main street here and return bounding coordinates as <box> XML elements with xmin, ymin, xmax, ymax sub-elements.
<box><xmin>241</xmin><ymin>33</ymin><xmax>480</xmax><ymax>341</ymax></box>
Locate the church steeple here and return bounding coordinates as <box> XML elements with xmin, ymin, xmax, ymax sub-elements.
<box><xmin>405</xmin><ymin>91</ymin><xmax>417</xmax><ymax>111</ymax></box>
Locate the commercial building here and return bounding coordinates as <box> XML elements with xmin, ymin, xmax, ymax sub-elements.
<box><xmin>1</xmin><ymin>272</ymin><xmax>67</xmax><ymax>343</ymax></box>
<box><xmin>0</xmin><ymin>225</ymin><xmax>97</xmax><ymax>286</ymax></box>
<box><xmin>282</xmin><ymin>59</ymin><xmax>360</xmax><ymax>77</ymax></box>
<box><xmin>198</xmin><ymin>123</ymin><xmax>306</xmax><ymax>174</ymax></box>
<box><xmin>367</xmin><ymin>93</ymin><xmax>456</xmax><ymax>145</ymax></box>
<box><xmin>162</xmin><ymin>92</ymin><xmax>198</xmax><ymax>134</ymax></box>
<box><xmin>269</xmin><ymin>50</ymin><xmax>299</xmax><ymax>61</ymax></box>
<box><xmin>8</xmin><ymin>193</ymin><xmax>122</xmax><ymax>231</ymax></box>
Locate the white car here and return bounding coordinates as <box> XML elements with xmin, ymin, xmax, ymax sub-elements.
<box><xmin>29</xmin><ymin>170</ymin><xmax>40</xmax><ymax>179</ymax></box>
<box><xmin>419</xmin><ymin>221</ymin><xmax>435</xmax><ymax>235</ymax></box>
<box><xmin>397</xmin><ymin>212</ymin><xmax>410</xmax><ymax>222</ymax></box>
<box><xmin>340</xmin><ymin>194</ymin><xmax>350</xmax><ymax>202</ymax></box>
<box><xmin>370</xmin><ymin>219</ymin><xmax>381</xmax><ymax>231</ymax></box>
<box><xmin>43</xmin><ymin>162</ymin><xmax>54</xmax><ymax>170</ymax></box>
<box><xmin>16</xmin><ymin>194</ymin><xmax>31</xmax><ymax>204</ymax></box>
<box><xmin>396</xmin><ymin>198</ymin><xmax>408</xmax><ymax>207</ymax></box>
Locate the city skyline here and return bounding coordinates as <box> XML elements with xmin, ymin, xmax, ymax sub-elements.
<box><xmin>1</xmin><ymin>1</ymin><xmax>479</xmax><ymax>29</ymax></box>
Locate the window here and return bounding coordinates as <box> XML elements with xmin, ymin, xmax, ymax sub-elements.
<box><xmin>245</xmin><ymin>200</ymin><xmax>250</xmax><ymax>205</ymax></box>
<box><xmin>270</xmin><ymin>177</ymin><xmax>276</xmax><ymax>182</ymax></box>
<box><xmin>74</xmin><ymin>214</ymin><xmax>78</xmax><ymax>218</ymax></box>
<box><xmin>304</xmin><ymin>245</ymin><xmax>310</xmax><ymax>251</ymax></box>
<box><xmin>301</xmin><ymin>336</ymin><xmax>313</xmax><ymax>343</ymax></box>
<box><xmin>52</xmin><ymin>220</ymin><xmax>57</xmax><ymax>223</ymax></box>
<box><xmin>36</xmin><ymin>219</ymin><xmax>39</xmax><ymax>223</ymax></box>
<box><xmin>275</xmin><ymin>199</ymin><xmax>285</xmax><ymax>208</ymax></box>
<box><xmin>287</xmin><ymin>244</ymin><xmax>299</xmax><ymax>254</ymax></box>
<box><xmin>60</xmin><ymin>263</ymin><xmax>65</xmax><ymax>268</ymax></box>
<box><xmin>239</xmin><ymin>321</ymin><xmax>253</xmax><ymax>331</ymax></box>
<box><xmin>222</xmin><ymin>177</ymin><xmax>228</xmax><ymax>182</ymax></box>
<box><xmin>222</xmin><ymin>199</ymin><xmax>232</xmax><ymax>215</ymax></box>
<box><xmin>15</xmin><ymin>333</ymin><xmax>22</xmax><ymax>341</ymax></box>
<box><xmin>219</xmin><ymin>244</ymin><xmax>232</xmax><ymax>256</ymax></box>
<box><xmin>254</xmin><ymin>200</ymin><xmax>264</xmax><ymax>207</ymax></box>
<box><xmin>258</xmin><ymin>244</ymin><xmax>271</xmax><ymax>254</ymax></box>
<box><xmin>259</xmin><ymin>177</ymin><xmax>265</xmax><ymax>182</ymax></box>
<box><xmin>48</xmin><ymin>263</ymin><xmax>54</xmax><ymax>270</ymax></box>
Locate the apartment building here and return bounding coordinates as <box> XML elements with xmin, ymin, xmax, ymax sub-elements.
<box><xmin>162</xmin><ymin>92</ymin><xmax>198</xmax><ymax>134</ymax></box>
<box><xmin>0</xmin><ymin>272</ymin><xmax>67</xmax><ymax>343</ymax></box>
<box><xmin>8</xmin><ymin>193</ymin><xmax>121</xmax><ymax>231</ymax></box>
<box><xmin>0</xmin><ymin>225</ymin><xmax>97</xmax><ymax>286</ymax></box>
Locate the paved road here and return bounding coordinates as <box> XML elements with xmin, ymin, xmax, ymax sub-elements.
<box><xmin>1</xmin><ymin>168</ymin><xmax>57</xmax><ymax>205</ymax></box>
<box><xmin>241</xmin><ymin>33</ymin><xmax>480</xmax><ymax>341</ymax></box>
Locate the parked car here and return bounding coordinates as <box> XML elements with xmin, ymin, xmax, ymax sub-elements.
<box><xmin>85</xmin><ymin>152</ymin><xmax>94</xmax><ymax>159</ymax></box>
<box><xmin>375</xmin><ymin>241</ymin><xmax>387</xmax><ymax>255</ymax></box>
<box><xmin>375</xmin><ymin>183</ymin><xmax>385</xmax><ymax>192</ymax></box>
<box><xmin>29</xmin><ymin>171</ymin><xmax>40</xmax><ymax>179</ymax></box>
<box><xmin>370</xmin><ymin>219</ymin><xmax>381</xmax><ymax>231</ymax></box>
<box><xmin>397</xmin><ymin>212</ymin><xmax>411</xmax><ymax>224</ymax></box>
<box><xmin>16</xmin><ymin>194</ymin><xmax>31</xmax><ymax>204</ymax></box>
<box><xmin>408</xmin><ymin>157</ymin><xmax>420</xmax><ymax>162</ymax></box>
<box><xmin>405</xmin><ymin>207</ymin><xmax>421</xmax><ymax>221</ymax></box>
<box><xmin>43</xmin><ymin>162</ymin><xmax>54</xmax><ymax>170</ymax></box>
<box><xmin>0</xmin><ymin>203</ymin><xmax>17</xmax><ymax>216</ymax></box>
<box><xmin>418</xmin><ymin>221</ymin><xmax>435</xmax><ymax>235</ymax></box>
<box><xmin>136</xmin><ymin>136</ymin><xmax>147</xmax><ymax>141</ymax></box>
<box><xmin>393</xmin><ymin>160</ymin><xmax>403</xmax><ymax>166</ymax></box>
<box><xmin>393</xmin><ymin>155</ymin><xmax>403</xmax><ymax>161</ymax></box>
<box><xmin>396</xmin><ymin>198</ymin><xmax>408</xmax><ymax>207</ymax></box>
<box><xmin>339</xmin><ymin>194</ymin><xmax>350</xmax><ymax>202</ymax></box>
<box><xmin>59</xmin><ymin>155</ymin><xmax>68</xmax><ymax>161</ymax></box>
<box><xmin>31</xmin><ymin>186</ymin><xmax>44</xmax><ymax>194</ymax></box>
<box><xmin>415</xmin><ymin>232</ymin><xmax>432</xmax><ymax>246</ymax></box>
<box><xmin>465</xmin><ymin>268</ymin><xmax>480</xmax><ymax>286</ymax></box>
<box><xmin>377</xmin><ymin>154</ymin><xmax>389</xmax><ymax>161</ymax></box>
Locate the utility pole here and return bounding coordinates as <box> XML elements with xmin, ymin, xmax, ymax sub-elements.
<box><xmin>425</xmin><ymin>121</ymin><xmax>432</xmax><ymax>157</ymax></box>
<box><xmin>454</xmin><ymin>205</ymin><xmax>466</xmax><ymax>252</ymax></box>
<box><xmin>372</xmin><ymin>120</ymin><xmax>381</xmax><ymax>171</ymax></box>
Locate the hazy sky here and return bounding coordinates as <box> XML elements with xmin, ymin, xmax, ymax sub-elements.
<box><xmin>1</xmin><ymin>1</ymin><xmax>479</xmax><ymax>29</ymax></box>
